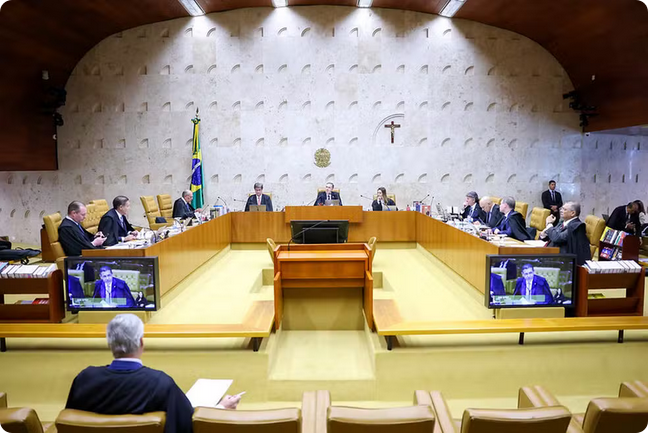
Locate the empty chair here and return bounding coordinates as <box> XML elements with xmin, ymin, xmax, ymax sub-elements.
<box><xmin>432</xmin><ymin>390</ymin><xmax>572</xmax><ymax>433</ymax></box>
<box><xmin>55</xmin><ymin>409</ymin><xmax>165</xmax><ymax>433</ymax></box>
<box><xmin>42</xmin><ymin>211</ymin><xmax>66</xmax><ymax>268</ymax></box>
<box><xmin>515</xmin><ymin>201</ymin><xmax>529</xmax><ymax>221</ymax></box>
<box><xmin>316</xmin><ymin>390</ymin><xmax>435</xmax><ymax>433</ymax></box>
<box><xmin>520</xmin><ymin>385</ymin><xmax>648</xmax><ymax>433</ymax></box>
<box><xmin>584</xmin><ymin>215</ymin><xmax>606</xmax><ymax>258</ymax></box>
<box><xmin>157</xmin><ymin>194</ymin><xmax>173</xmax><ymax>219</ymax></box>
<box><xmin>619</xmin><ymin>381</ymin><xmax>648</xmax><ymax>398</ymax></box>
<box><xmin>193</xmin><ymin>406</ymin><xmax>301</xmax><ymax>433</ymax></box>
<box><xmin>367</xmin><ymin>236</ymin><xmax>377</xmax><ymax>266</ymax></box>
<box><xmin>140</xmin><ymin>196</ymin><xmax>173</xmax><ymax>231</ymax></box>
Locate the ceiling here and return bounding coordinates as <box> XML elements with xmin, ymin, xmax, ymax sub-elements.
<box><xmin>1</xmin><ymin>0</ymin><xmax>647</xmax><ymax>170</ymax></box>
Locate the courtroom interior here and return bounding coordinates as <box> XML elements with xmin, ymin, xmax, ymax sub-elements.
<box><xmin>1</xmin><ymin>0</ymin><xmax>648</xmax><ymax>432</ymax></box>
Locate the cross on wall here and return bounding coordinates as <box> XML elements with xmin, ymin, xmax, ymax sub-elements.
<box><xmin>384</xmin><ymin>121</ymin><xmax>401</xmax><ymax>144</ymax></box>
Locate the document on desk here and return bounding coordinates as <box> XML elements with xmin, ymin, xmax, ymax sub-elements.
<box><xmin>523</xmin><ymin>240</ymin><xmax>548</xmax><ymax>247</ymax></box>
<box><xmin>186</xmin><ymin>378</ymin><xmax>233</xmax><ymax>408</ymax></box>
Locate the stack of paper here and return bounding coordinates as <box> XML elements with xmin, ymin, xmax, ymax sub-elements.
<box><xmin>185</xmin><ymin>379</ymin><xmax>232</xmax><ymax>408</ymax></box>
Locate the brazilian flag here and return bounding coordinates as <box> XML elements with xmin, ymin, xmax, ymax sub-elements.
<box><xmin>190</xmin><ymin>112</ymin><xmax>204</xmax><ymax>209</ymax></box>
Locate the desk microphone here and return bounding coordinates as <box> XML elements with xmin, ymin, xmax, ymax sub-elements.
<box><xmin>216</xmin><ymin>196</ymin><xmax>229</xmax><ymax>211</ymax></box>
<box><xmin>415</xmin><ymin>194</ymin><xmax>430</xmax><ymax>204</ymax></box>
<box><xmin>287</xmin><ymin>220</ymin><xmax>330</xmax><ymax>251</ymax></box>
<box><xmin>302</xmin><ymin>198</ymin><xmax>316</xmax><ymax>206</ymax></box>
<box><xmin>232</xmin><ymin>198</ymin><xmax>247</xmax><ymax>203</ymax></box>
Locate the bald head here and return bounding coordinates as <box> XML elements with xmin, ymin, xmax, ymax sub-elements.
<box><xmin>480</xmin><ymin>197</ymin><xmax>494</xmax><ymax>212</ymax></box>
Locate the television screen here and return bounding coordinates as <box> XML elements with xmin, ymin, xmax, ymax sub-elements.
<box><xmin>290</xmin><ymin>220</ymin><xmax>349</xmax><ymax>244</ymax></box>
<box><xmin>485</xmin><ymin>254</ymin><xmax>576</xmax><ymax>309</ymax></box>
<box><xmin>64</xmin><ymin>257</ymin><xmax>160</xmax><ymax>311</ymax></box>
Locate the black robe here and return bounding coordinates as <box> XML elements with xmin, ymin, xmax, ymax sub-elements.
<box><xmin>66</xmin><ymin>361</ymin><xmax>193</xmax><ymax>433</ymax></box>
<box><xmin>371</xmin><ymin>198</ymin><xmax>396</xmax><ymax>211</ymax></box>
<box><xmin>544</xmin><ymin>218</ymin><xmax>592</xmax><ymax>266</ymax></box>
<box><xmin>58</xmin><ymin>217</ymin><xmax>98</xmax><ymax>256</ymax></box>
<box><xmin>172</xmin><ymin>198</ymin><xmax>196</xmax><ymax>219</ymax></box>
<box><xmin>478</xmin><ymin>204</ymin><xmax>504</xmax><ymax>228</ymax></box>
<box><xmin>607</xmin><ymin>205</ymin><xmax>641</xmax><ymax>236</ymax></box>
<box><xmin>98</xmin><ymin>209</ymin><xmax>135</xmax><ymax>246</ymax></box>
<box><xmin>496</xmin><ymin>211</ymin><xmax>531</xmax><ymax>241</ymax></box>
<box><xmin>244</xmin><ymin>194</ymin><xmax>273</xmax><ymax>212</ymax></box>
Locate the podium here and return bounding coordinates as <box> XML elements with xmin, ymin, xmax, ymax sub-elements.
<box><xmin>272</xmin><ymin>243</ymin><xmax>373</xmax><ymax>330</ymax></box>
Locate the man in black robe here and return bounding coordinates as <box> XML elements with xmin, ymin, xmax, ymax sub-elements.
<box><xmin>98</xmin><ymin>196</ymin><xmax>139</xmax><ymax>246</ymax></box>
<box><xmin>172</xmin><ymin>190</ymin><xmax>196</xmax><ymax>219</ymax></box>
<box><xmin>65</xmin><ymin>314</ymin><xmax>240</xmax><ymax>433</ymax></box>
<box><xmin>58</xmin><ymin>201</ymin><xmax>106</xmax><ymax>256</ymax></box>
<box><xmin>477</xmin><ymin>197</ymin><xmax>504</xmax><ymax>228</ymax></box>
<box><xmin>607</xmin><ymin>202</ymin><xmax>640</xmax><ymax>236</ymax></box>
<box><xmin>540</xmin><ymin>201</ymin><xmax>591</xmax><ymax>266</ymax></box>
<box><xmin>493</xmin><ymin>196</ymin><xmax>531</xmax><ymax>241</ymax></box>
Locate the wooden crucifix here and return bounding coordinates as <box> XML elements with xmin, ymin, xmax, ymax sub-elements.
<box><xmin>384</xmin><ymin>121</ymin><xmax>401</xmax><ymax>144</ymax></box>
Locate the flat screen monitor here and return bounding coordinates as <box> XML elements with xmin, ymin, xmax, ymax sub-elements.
<box><xmin>64</xmin><ymin>257</ymin><xmax>160</xmax><ymax>312</ymax></box>
<box><xmin>485</xmin><ymin>254</ymin><xmax>576</xmax><ymax>309</ymax></box>
<box><xmin>290</xmin><ymin>220</ymin><xmax>349</xmax><ymax>244</ymax></box>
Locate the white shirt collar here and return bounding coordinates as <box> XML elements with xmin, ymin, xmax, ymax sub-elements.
<box><xmin>563</xmin><ymin>217</ymin><xmax>577</xmax><ymax>226</ymax></box>
<box><xmin>114</xmin><ymin>358</ymin><xmax>143</xmax><ymax>364</ymax></box>
<box><xmin>66</xmin><ymin>216</ymin><xmax>80</xmax><ymax>225</ymax></box>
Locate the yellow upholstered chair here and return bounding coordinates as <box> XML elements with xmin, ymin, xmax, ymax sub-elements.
<box><xmin>534</xmin><ymin>267</ymin><xmax>560</xmax><ymax>291</ymax></box>
<box><xmin>585</xmin><ymin>215</ymin><xmax>606</xmax><ymax>258</ymax></box>
<box><xmin>433</xmin><ymin>390</ymin><xmax>571</xmax><ymax>433</ymax></box>
<box><xmin>55</xmin><ymin>409</ymin><xmax>165</xmax><ymax>433</ymax></box>
<box><xmin>0</xmin><ymin>392</ymin><xmax>54</xmax><ymax>433</ymax></box>
<box><xmin>89</xmin><ymin>199</ymin><xmax>110</xmax><ymax>217</ymax></box>
<box><xmin>529</xmin><ymin>207</ymin><xmax>551</xmax><ymax>238</ymax></box>
<box><xmin>248</xmin><ymin>192</ymin><xmax>273</xmax><ymax>199</ymax></box>
<box><xmin>620</xmin><ymin>381</ymin><xmax>648</xmax><ymax>398</ymax></box>
<box><xmin>113</xmin><ymin>269</ymin><xmax>140</xmax><ymax>294</ymax></box>
<box><xmin>81</xmin><ymin>203</ymin><xmax>101</xmax><ymax>234</ymax></box>
<box><xmin>367</xmin><ymin>236</ymin><xmax>377</xmax><ymax>266</ymax></box>
<box><xmin>515</xmin><ymin>201</ymin><xmax>529</xmax><ymax>220</ymax></box>
<box><xmin>43</xmin><ymin>212</ymin><xmax>66</xmax><ymax>269</ymax></box>
<box><xmin>140</xmin><ymin>196</ymin><xmax>173</xmax><ymax>231</ymax></box>
<box><xmin>316</xmin><ymin>390</ymin><xmax>435</xmax><ymax>433</ymax></box>
<box><xmin>489</xmin><ymin>196</ymin><xmax>502</xmax><ymax>205</ymax></box>
<box><xmin>157</xmin><ymin>194</ymin><xmax>173</xmax><ymax>219</ymax></box>
<box><xmin>519</xmin><ymin>385</ymin><xmax>648</xmax><ymax>433</ymax></box>
<box><xmin>267</xmin><ymin>238</ymin><xmax>277</xmax><ymax>266</ymax></box>
<box><xmin>193</xmin><ymin>406</ymin><xmax>301</xmax><ymax>433</ymax></box>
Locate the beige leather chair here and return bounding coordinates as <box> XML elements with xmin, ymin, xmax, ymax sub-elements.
<box><xmin>140</xmin><ymin>196</ymin><xmax>173</xmax><ymax>231</ymax></box>
<box><xmin>520</xmin><ymin>385</ymin><xmax>648</xmax><ymax>433</ymax></box>
<box><xmin>316</xmin><ymin>390</ymin><xmax>435</xmax><ymax>433</ymax></box>
<box><xmin>0</xmin><ymin>392</ymin><xmax>54</xmax><ymax>433</ymax></box>
<box><xmin>267</xmin><ymin>238</ymin><xmax>277</xmax><ymax>267</ymax></box>
<box><xmin>43</xmin><ymin>212</ymin><xmax>66</xmax><ymax>269</ymax></box>
<box><xmin>89</xmin><ymin>199</ymin><xmax>110</xmax><ymax>217</ymax></box>
<box><xmin>55</xmin><ymin>409</ymin><xmax>165</xmax><ymax>433</ymax></box>
<box><xmin>515</xmin><ymin>201</ymin><xmax>529</xmax><ymax>220</ymax></box>
<box><xmin>585</xmin><ymin>215</ymin><xmax>606</xmax><ymax>258</ymax></box>
<box><xmin>529</xmin><ymin>207</ymin><xmax>551</xmax><ymax>238</ymax></box>
<box><xmin>620</xmin><ymin>381</ymin><xmax>648</xmax><ymax>398</ymax></box>
<box><xmin>248</xmin><ymin>192</ymin><xmax>273</xmax><ymax>199</ymax></box>
<box><xmin>81</xmin><ymin>203</ymin><xmax>101</xmax><ymax>234</ymax></box>
<box><xmin>157</xmin><ymin>194</ymin><xmax>174</xmax><ymax>219</ymax></box>
<box><xmin>490</xmin><ymin>196</ymin><xmax>502</xmax><ymax>205</ymax></box>
<box><xmin>193</xmin><ymin>406</ymin><xmax>300</xmax><ymax>433</ymax></box>
<box><xmin>433</xmin><ymin>390</ymin><xmax>571</xmax><ymax>433</ymax></box>
<box><xmin>367</xmin><ymin>236</ymin><xmax>377</xmax><ymax>267</ymax></box>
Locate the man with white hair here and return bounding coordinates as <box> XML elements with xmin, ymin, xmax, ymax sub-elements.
<box><xmin>172</xmin><ymin>190</ymin><xmax>196</xmax><ymax>219</ymax></box>
<box><xmin>65</xmin><ymin>314</ymin><xmax>240</xmax><ymax>433</ymax></box>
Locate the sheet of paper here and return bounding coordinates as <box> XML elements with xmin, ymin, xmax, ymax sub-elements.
<box><xmin>523</xmin><ymin>240</ymin><xmax>548</xmax><ymax>247</ymax></box>
<box><xmin>185</xmin><ymin>378</ymin><xmax>233</xmax><ymax>408</ymax></box>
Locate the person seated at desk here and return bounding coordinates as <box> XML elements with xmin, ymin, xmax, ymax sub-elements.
<box><xmin>58</xmin><ymin>201</ymin><xmax>106</xmax><ymax>256</ymax></box>
<box><xmin>98</xmin><ymin>196</ymin><xmax>139</xmax><ymax>246</ymax></box>
<box><xmin>512</xmin><ymin>264</ymin><xmax>554</xmax><ymax>304</ymax></box>
<box><xmin>372</xmin><ymin>187</ymin><xmax>396</xmax><ymax>211</ymax></box>
<box><xmin>477</xmin><ymin>196</ymin><xmax>503</xmax><ymax>228</ymax></box>
<box><xmin>65</xmin><ymin>314</ymin><xmax>241</xmax><ymax>433</ymax></box>
<box><xmin>461</xmin><ymin>191</ymin><xmax>481</xmax><ymax>221</ymax></box>
<box><xmin>489</xmin><ymin>273</ymin><xmax>506</xmax><ymax>297</ymax></box>
<box><xmin>92</xmin><ymin>266</ymin><xmax>136</xmax><ymax>307</ymax></box>
<box><xmin>173</xmin><ymin>190</ymin><xmax>196</xmax><ymax>219</ymax></box>
<box><xmin>607</xmin><ymin>200</ymin><xmax>642</xmax><ymax>236</ymax></box>
<box><xmin>493</xmin><ymin>196</ymin><xmax>531</xmax><ymax>241</ymax></box>
<box><xmin>314</xmin><ymin>182</ymin><xmax>342</xmax><ymax>206</ymax></box>
<box><xmin>539</xmin><ymin>201</ymin><xmax>591</xmax><ymax>266</ymax></box>
<box><xmin>245</xmin><ymin>182</ymin><xmax>273</xmax><ymax>211</ymax></box>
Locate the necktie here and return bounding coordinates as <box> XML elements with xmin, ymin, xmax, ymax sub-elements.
<box><xmin>488</xmin><ymin>211</ymin><xmax>491</xmax><ymax>223</ymax></box>
<box><xmin>257</xmin><ymin>195</ymin><xmax>261</xmax><ymax>206</ymax></box>
<box><xmin>327</xmin><ymin>194</ymin><xmax>331</xmax><ymax>201</ymax></box>
<box><xmin>186</xmin><ymin>201</ymin><xmax>190</xmax><ymax>212</ymax></box>
<box><xmin>119</xmin><ymin>216</ymin><xmax>125</xmax><ymax>230</ymax></box>
<box><xmin>526</xmin><ymin>282</ymin><xmax>532</xmax><ymax>300</ymax></box>
<box><xmin>77</xmin><ymin>222</ymin><xmax>85</xmax><ymax>235</ymax></box>
<box><xmin>551</xmin><ymin>191</ymin><xmax>555</xmax><ymax>202</ymax></box>
<box><xmin>106</xmin><ymin>285</ymin><xmax>111</xmax><ymax>304</ymax></box>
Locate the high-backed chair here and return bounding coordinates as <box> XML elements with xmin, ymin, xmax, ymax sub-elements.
<box><xmin>0</xmin><ymin>392</ymin><xmax>54</xmax><ymax>433</ymax></box>
<box><xmin>81</xmin><ymin>203</ymin><xmax>101</xmax><ymax>234</ymax></box>
<box><xmin>515</xmin><ymin>201</ymin><xmax>529</xmax><ymax>220</ymax></box>
<box><xmin>248</xmin><ymin>192</ymin><xmax>274</xmax><ymax>199</ymax></box>
<box><xmin>43</xmin><ymin>212</ymin><xmax>66</xmax><ymax>269</ymax></box>
<box><xmin>519</xmin><ymin>385</ymin><xmax>648</xmax><ymax>433</ymax></box>
<box><xmin>619</xmin><ymin>381</ymin><xmax>648</xmax><ymax>398</ymax></box>
<box><xmin>367</xmin><ymin>236</ymin><xmax>377</xmax><ymax>266</ymax></box>
<box><xmin>157</xmin><ymin>194</ymin><xmax>173</xmax><ymax>219</ymax></box>
<box><xmin>316</xmin><ymin>390</ymin><xmax>435</xmax><ymax>433</ymax></box>
<box><xmin>529</xmin><ymin>207</ymin><xmax>551</xmax><ymax>238</ymax></box>
<box><xmin>89</xmin><ymin>199</ymin><xmax>110</xmax><ymax>217</ymax></box>
<box><xmin>432</xmin><ymin>390</ymin><xmax>571</xmax><ymax>433</ymax></box>
<box><xmin>140</xmin><ymin>196</ymin><xmax>173</xmax><ymax>231</ymax></box>
<box><xmin>113</xmin><ymin>269</ymin><xmax>140</xmax><ymax>295</ymax></box>
<box><xmin>533</xmin><ymin>267</ymin><xmax>561</xmax><ymax>291</ymax></box>
<box><xmin>267</xmin><ymin>238</ymin><xmax>277</xmax><ymax>267</ymax></box>
<box><xmin>490</xmin><ymin>196</ymin><xmax>502</xmax><ymax>205</ymax></box>
<box><xmin>193</xmin><ymin>406</ymin><xmax>301</xmax><ymax>433</ymax></box>
<box><xmin>585</xmin><ymin>215</ymin><xmax>606</xmax><ymax>258</ymax></box>
<box><xmin>55</xmin><ymin>409</ymin><xmax>165</xmax><ymax>433</ymax></box>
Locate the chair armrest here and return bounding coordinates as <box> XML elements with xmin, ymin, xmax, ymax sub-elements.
<box><xmin>315</xmin><ymin>390</ymin><xmax>331</xmax><ymax>433</ymax></box>
<box><xmin>414</xmin><ymin>390</ymin><xmax>432</xmax><ymax>406</ymax></box>
<box><xmin>0</xmin><ymin>407</ymin><xmax>44</xmax><ymax>433</ymax></box>
<box><xmin>302</xmin><ymin>391</ymin><xmax>318</xmax><ymax>433</ymax></box>
<box><xmin>518</xmin><ymin>386</ymin><xmax>562</xmax><ymax>408</ymax></box>
<box><xmin>0</xmin><ymin>392</ymin><xmax>6</xmax><ymax>409</ymax></box>
<box><xmin>619</xmin><ymin>381</ymin><xmax>648</xmax><ymax>398</ymax></box>
<box><xmin>430</xmin><ymin>391</ymin><xmax>458</xmax><ymax>433</ymax></box>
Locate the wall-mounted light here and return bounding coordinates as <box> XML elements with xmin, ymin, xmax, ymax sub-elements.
<box><xmin>177</xmin><ymin>0</ymin><xmax>205</xmax><ymax>16</ymax></box>
<box><xmin>272</xmin><ymin>0</ymin><xmax>288</xmax><ymax>7</ymax></box>
<box><xmin>357</xmin><ymin>0</ymin><xmax>373</xmax><ymax>8</ymax></box>
<box><xmin>439</xmin><ymin>0</ymin><xmax>467</xmax><ymax>18</ymax></box>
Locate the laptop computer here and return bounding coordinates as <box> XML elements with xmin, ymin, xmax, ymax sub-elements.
<box><xmin>325</xmin><ymin>199</ymin><xmax>340</xmax><ymax>206</ymax></box>
<box><xmin>249</xmin><ymin>205</ymin><xmax>266</xmax><ymax>212</ymax></box>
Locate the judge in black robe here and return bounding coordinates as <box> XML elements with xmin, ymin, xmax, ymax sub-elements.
<box><xmin>315</xmin><ymin>182</ymin><xmax>342</xmax><ymax>206</ymax></box>
<box><xmin>98</xmin><ymin>196</ymin><xmax>138</xmax><ymax>246</ymax></box>
<box><xmin>607</xmin><ymin>203</ymin><xmax>641</xmax><ymax>236</ymax></box>
<box><xmin>541</xmin><ymin>201</ymin><xmax>591</xmax><ymax>266</ymax></box>
<box><xmin>494</xmin><ymin>197</ymin><xmax>531</xmax><ymax>241</ymax></box>
<box><xmin>172</xmin><ymin>192</ymin><xmax>196</xmax><ymax>219</ymax></box>
<box><xmin>477</xmin><ymin>197</ymin><xmax>504</xmax><ymax>228</ymax></box>
<box><xmin>245</xmin><ymin>183</ymin><xmax>273</xmax><ymax>211</ymax></box>
<box><xmin>58</xmin><ymin>202</ymin><xmax>106</xmax><ymax>256</ymax></box>
<box><xmin>461</xmin><ymin>191</ymin><xmax>481</xmax><ymax>221</ymax></box>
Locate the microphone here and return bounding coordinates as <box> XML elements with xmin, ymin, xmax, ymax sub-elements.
<box><xmin>359</xmin><ymin>195</ymin><xmax>373</xmax><ymax>201</ymax></box>
<box><xmin>232</xmin><ymin>198</ymin><xmax>246</xmax><ymax>203</ymax></box>
<box><xmin>287</xmin><ymin>220</ymin><xmax>330</xmax><ymax>251</ymax></box>
<box><xmin>415</xmin><ymin>194</ymin><xmax>430</xmax><ymax>204</ymax></box>
<box><xmin>302</xmin><ymin>198</ymin><xmax>317</xmax><ymax>206</ymax></box>
<box><xmin>216</xmin><ymin>196</ymin><xmax>229</xmax><ymax>210</ymax></box>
